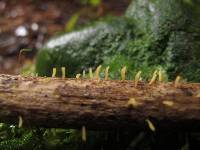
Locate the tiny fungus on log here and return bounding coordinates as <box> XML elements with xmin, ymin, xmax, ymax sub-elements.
<box><xmin>0</xmin><ymin>74</ymin><xmax>200</xmax><ymax>131</ymax></box>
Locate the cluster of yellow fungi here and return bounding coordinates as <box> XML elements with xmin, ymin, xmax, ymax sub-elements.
<box><xmin>17</xmin><ymin>66</ymin><xmax>182</xmax><ymax>140</ymax></box>
<box><xmin>48</xmin><ymin>66</ymin><xmax>181</xmax><ymax>134</ymax></box>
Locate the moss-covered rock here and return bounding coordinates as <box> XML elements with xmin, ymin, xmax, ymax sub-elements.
<box><xmin>36</xmin><ymin>0</ymin><xmax>200</xmax><ymax>81</ymax></box>
<box><xmin>36</xmin><ymin>18</ymin><xmax>135</xmax><ymax>77</ymax></box>
<box><xmin>125</xmin><ymin>0</ymin><xmax>200</xmax><ymax>81</ymax></box>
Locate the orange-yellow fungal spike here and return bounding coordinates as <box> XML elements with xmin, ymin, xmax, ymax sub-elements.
<box><xmin>134</xmin><ymin>71</ymin><xmax>142</xmax><ymax>87</ymax></box>
<box><xmin>18</xmin><ymin>116</ymin><xmax>23</xmax><ymax>128</ymax></box>
<box><xmin>82</xmin><ymin>70</ymin><xmax>86</xmax><ymax>78</ymax></box>
<box><xmin>76</xmin><ymin>74</ymin><xmax>81</xmax><ymax>79</ymax></box>
<box><xmin>95</xmin><ymin>65</ymin><xmax>102</xmax><ymax>80</ymax></box>
<box><xmin>82</xmin><ymin>126</ymin><xmax>87</xmax><ymax>142</ymax></box>
<box><xmin>158</xmin><ymin>69</ymin><xmax>163</xmax><ymax>82</ymax></box>
<box><xmin>127</xmin><ymin>98</ymin><xmax>140</xmax><ymax>108</ymax></box>
<box><xmin>61</xmin><ymin>67</ymin><xmax>66</xmax><ymax>78</ymax></box>
<box><xmin>89</xmin><ymin>68</ymin><xmax>93</xmax><ymax>79</ymax></box>
<box><xmin>52</xmin><ymin>68</ymin><xmax>57</xmax><ymax>77</ymax></box>
<box><xmin>149</xmin><ymin>70</ymin><xmax>158</xmax><ymax>85</ymax></box>
<box><xmin>163</xmin><ymin>100</ymin><xmax>174</xmax><ymax>107</ymax></box>
<box><xmin>105</xmin><ymin>66</ymin><xmax>110</xmax><ymax>80</ymax></box>
<box><xmin>174</xmin><ymin>76</ymin><xmax>181</xmax><ymax>88</ymax></box>
<box><xmin>121</xmin><ymin>66</ymin><xmax>127</xmax><ymax>81</ymax></box>
<box><xmin>146</xmin><ymin>119</ymin><xmax>156</xmax><ymax>132</ymax></box>
<box><xmin>196</xmin><ymin>93</ymin><xmax>200</xmax><ymax>98</ymax></box>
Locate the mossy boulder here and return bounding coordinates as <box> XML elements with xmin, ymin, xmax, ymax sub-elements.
<box><xmin>36</xmin><ymin>0</ymin><xmax>200</xmax><ymax>81</ymax></box>
<box><xmin>125</xmin><ymin>0</ymin><xmax>200</xmax><ymax>81</ymax></box>
<box><xmin>36</xmin><ymin>18</ymin><xmax>135</xmax><ymax>77</ymax></box>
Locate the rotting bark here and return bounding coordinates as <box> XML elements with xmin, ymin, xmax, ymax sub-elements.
<box><xmin>0</xmin><ymin>74</ymin><xmax>200</xmax><ymax>131</ymax></box>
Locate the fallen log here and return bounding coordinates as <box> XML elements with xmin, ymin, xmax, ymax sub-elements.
<box><xmin>0</xmin><ymin>74</ymin><xmax>200</xmax><ymax>131</ymax></box>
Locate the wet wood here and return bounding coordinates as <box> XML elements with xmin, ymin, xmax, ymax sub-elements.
<box><xmin>0</xmin><ymin>74</ymin><xmax>200</xmax><ymax>131</ymax></box>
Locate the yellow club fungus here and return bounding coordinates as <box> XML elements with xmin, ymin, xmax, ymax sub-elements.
<box><xmin>134</xmin><ymin>71</ymin><xmax>142</xmax><ymax>88</ymax></box>
<box><xmin>95</xmin><ymin>65</ymin><xmax>102</xmax><ymax>80</ymax></box>
<box><xmin>76</xmin><ymin>74</ymin><xmax>81</xmax><ymax>79</ymax></box>
<box><xmin>61</xmin><ymin>67</ymin><xmax>66</xmax><ymax>78</ymax></box>
<box><xmin>149</xmin><ymin>70</ymin><xmax>158</xmax><ymax>85</ymax></box>
<box><xmin>121</xmin><ymin>66</ymin><xmax>127</xmax><ymax>81</ymax></box>
<box><xmin>82</xmin><ymin>126</ymin><xmax>87</xmax><ymax>142</ymax></box>
<box><xmin>146</xmin><ymin>119</ymin><xmax>156</xmax><ymax>132</ymax></box>
<box><xmin>104</xmin><ymin>66</ymin><xmax>110</xmax><ymax>80</ymax></box>
<box><xmin>52</xmin><ymin>68</ymin><xmax>57</xmax><ymax>77</ymax></box>
<box><xmin>174</xmin><ymin>76</ymin><xmax>181</xmax><ymax>88</ymax></box>
<box><xmin>89</xmin><ymin>68</ymin><xmax>93</xmax><ymax>79</ymax></box>
<box><xmin>18</xmin><ymin>116</ymin><xmax>23</xmax><ymax>128</ymax></box>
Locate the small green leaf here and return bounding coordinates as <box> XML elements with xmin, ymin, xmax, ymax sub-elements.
<box><xmin>65</xmin><ymin>13</ymin><xmax>80</xmax><ymax>32</ymax></box>
<box><xmin>89</xmin><ymin>0</ymin><xmax>101</xmax><ymax>6</ymax></box>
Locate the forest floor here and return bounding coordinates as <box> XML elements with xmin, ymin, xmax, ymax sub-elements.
<box><xmin>0</xmin><ymin>0</ymin><xmax>130</xmax><ymax>74</ymax></box>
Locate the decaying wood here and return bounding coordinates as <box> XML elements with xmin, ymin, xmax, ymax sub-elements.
<box><xmin>0</xmin><ymin>74</ymin><xmax>200</xmax><ymax>131</ymax></box>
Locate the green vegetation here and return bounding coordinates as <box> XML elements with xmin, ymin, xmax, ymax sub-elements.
<box><xmin>79</xmin><ymin>0</ymin><xmax>102</xmax><ymax>6</ymax></box>
<box><xmin>36</xmin><ymin>17</ymin><xmax>135</xmax><ymax>77</ymax></box>
<box><xmin>1</xmin><ymin>0</ymin><xmax>200</xmax><ymax>149</ymax></box>
<box><xmin>36</xmin><ymin>0</ymin><xmax>200</xmax><ymax>82</ymax></box>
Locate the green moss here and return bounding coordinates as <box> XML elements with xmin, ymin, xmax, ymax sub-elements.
<box><xmin>125</xmin><ymin>0</ymin><xmax>200</xmax><ymax>81</ymax></box>
<box><xmin>36</xmin><ymin>17</ymin><xmax>135</xmax><ymax>77</ymax></box>
<box><xmin>36</xmin><ymin>0</ymin><xmax>200</xmax><ymax>81</ymax></box>
<box><xmin>0</xmin><ymin>126</ymin><xmax>43</xmax><ymax>150</ymax></box>
<box><xmin>3</xmin><ymin>1</ymin><xmax>200</xmax><ymax>149</ymax></box>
